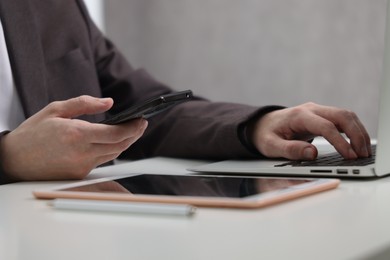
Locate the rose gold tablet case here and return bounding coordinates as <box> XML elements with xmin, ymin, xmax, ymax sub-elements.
<box><xmin>33</xmin><ymin>178</ymin><xmax>340</xmax><ymax>209</ymax></box>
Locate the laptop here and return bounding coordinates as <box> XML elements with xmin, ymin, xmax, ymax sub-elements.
<box><xmin>189</xmin><ymin>2</ymin><xmax>390</xmax><ymax>179</ymax></box>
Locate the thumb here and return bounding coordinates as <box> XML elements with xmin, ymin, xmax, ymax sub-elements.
<box><xmin>45</xmin><ymin>95</ymin><xmax>113</xmax><ymax>119</ymax></box>
<box><xmin>283</xmin><ymin>140</ymin><xmax>318</xmax><ymax>160</ymax></box>
<box><xmin>267</xmin><ymin>138</ymin><xmax>318</xmax><ymax>160</ymax></box>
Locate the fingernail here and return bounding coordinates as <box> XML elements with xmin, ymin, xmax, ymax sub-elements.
<box><xmin>140</xmin><ymin>119</ymin><xmax>148</xmax><ymax>130</ymax></box>
<box><xmin>99</xmin><ymin>98</ymin><xmax>112</xmax><ymax>104</ymax></box>
<box><xmin>303</xmin><ymin>147</ymin><xmax>315</xmax><ymax>160</ymax></box>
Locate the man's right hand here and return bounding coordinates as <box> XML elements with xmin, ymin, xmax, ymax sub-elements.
<box><xmin>0</xmin><ymin>95</ymin><xmax>148</xmax><ymax>181</ymax></box>
<box><xmin>250</xmin><ymin>102</ymin><xmax>371</xmax><ymax>161</ymax></box>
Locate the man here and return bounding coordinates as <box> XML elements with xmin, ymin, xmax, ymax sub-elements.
<box><xmin>0</xmin><ymin>0</ymin><xmax>371</xmax><ymax>184</ymax></box>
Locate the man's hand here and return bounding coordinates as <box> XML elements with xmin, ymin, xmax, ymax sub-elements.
<box><xmin>0</xmin><ymin>96</ymin><xmax>148</xmax><ymax>181</ymax></box>
<box><xmin>251</xmin><ymin>102</ymin><xmax>371</xmax><ymax>160</ymax></box>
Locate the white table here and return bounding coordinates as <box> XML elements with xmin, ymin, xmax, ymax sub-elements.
<box><xmin>1</xmin><ymin>154</ymin><xmax>390</xmax><ymax>260</ymax></box>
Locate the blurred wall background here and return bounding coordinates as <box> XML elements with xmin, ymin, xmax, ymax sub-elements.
<box><xmin>101</xmin><ymin>0</ymin><xmax>385</xmax><ymax>137</ymax></box>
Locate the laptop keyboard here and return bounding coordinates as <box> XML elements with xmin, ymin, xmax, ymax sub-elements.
<box><xmin>275</xmin><ymin>145</ymin><xmax>376</xmax><ymax>167</ymax></box>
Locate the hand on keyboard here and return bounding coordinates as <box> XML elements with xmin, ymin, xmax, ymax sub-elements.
<box><xmin>249</xmin><ymin>102</ymin><xmax>372</xmax><ymax>161</ymax></box>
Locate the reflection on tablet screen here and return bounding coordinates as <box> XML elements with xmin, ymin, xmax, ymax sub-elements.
<box><xmin>60</xmin><ymin>175</ymin><xmax>310</xmax><ymax>198</ymax></box>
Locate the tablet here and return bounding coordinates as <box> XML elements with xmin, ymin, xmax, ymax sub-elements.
<box><xmin>33</xmin><ymin>174</ymin><xmax>340</xmax><ymax>209</ymax></box>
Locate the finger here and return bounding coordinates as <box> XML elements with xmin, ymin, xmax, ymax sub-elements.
<box><xmin>43</xmin><ymin>95</ymin><xmax>113</xmax><ymax>119</ymax></box>
<box><xmin>87</xmin><ymin>119</ymin><xmax>148</xmax><ymax>144</ymax></box>
<box><xmin>298</xmin><ymin>114</ymin><xmax>357</xmax><ymax>159</ymax></box>
<box><xmin>88</xmin><ymin>134</ymin><xmax>144</xmax><ymax>158</ymax></box>
<box><xmin>342</xmin><ymin>114</ymin><xmax>371</xmax><ymax>156</ymax></box>
<box><xmin>313</xmin><ymin>106</ymin><xmax>371</xmax><ymax>157</ymax></box>
<box><xmin>344</xmin><ymin>118</ymin><xmax>371</xmax><ymax>157</ymax></box>
<box><xmin>260</xmin><ymin>133</ymin><xmax>318</xmax><ymax>160</ymax></box>
<box><xmin>280</xmin><ymin>140</ymin><xmax>318</xmax><ymax>161</ymax></box>
<box><xmin>353</xmin><ymin>117</ymin><xmax>372</xmax><ymax>155</ymax></box>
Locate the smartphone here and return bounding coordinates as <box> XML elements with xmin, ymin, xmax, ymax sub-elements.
<box><xmin>33</xmin><ymin>174</ymin><xmax>340</xmax><ymax>209</ymax></box>
<box><xmin>100</xmin><ymin>90</ymin><xmax>193</xmax><ymax>125</ymax></box>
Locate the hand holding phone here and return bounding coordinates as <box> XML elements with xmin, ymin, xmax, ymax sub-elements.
<box><xmin>100</xmin><ymin>90</ymin><xmax>193</xmax><ymax>125</ymax></box>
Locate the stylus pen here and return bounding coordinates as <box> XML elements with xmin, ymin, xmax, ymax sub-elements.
<box><xmin>48</xmin><ymin>199</ymin><xmax>197</xmax><ymax>217</ymax></box>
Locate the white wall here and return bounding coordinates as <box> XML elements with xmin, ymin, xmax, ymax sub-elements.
<box><xmin>84</xmin><ymin>0</ymin><xmax>105</xmax><ymax>32</ymax></box>
<box><xmin>105</xmin><ymin>0</ymin><xmax>386</xmax><ymax>137</ymax></box>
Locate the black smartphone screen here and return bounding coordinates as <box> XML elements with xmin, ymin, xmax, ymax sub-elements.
<box><xmin>100</xmin><ymin>90</ymin><xmax>193</xmax><ymax>125</ymax></box>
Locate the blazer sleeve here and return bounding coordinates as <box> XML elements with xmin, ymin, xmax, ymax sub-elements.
<box><xmin>77</xmin><ymin>0</ymin><xmax>284</xmax><ymax>160</ymax></box>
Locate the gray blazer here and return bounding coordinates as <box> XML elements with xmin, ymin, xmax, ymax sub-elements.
<box><xmin>0</xmin><ymin>0</ymin><xmax>279</xmax><ymax>183</ymax></box>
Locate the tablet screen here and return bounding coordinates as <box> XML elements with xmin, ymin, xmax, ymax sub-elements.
<box><xmin>59</xmin><ymin>175</ymin><xmax>311</xmax><ymax>198</ymax></box>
